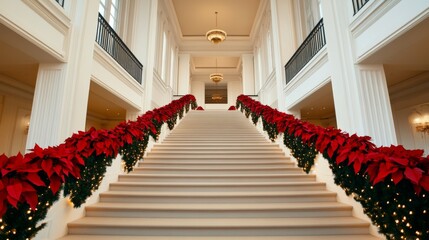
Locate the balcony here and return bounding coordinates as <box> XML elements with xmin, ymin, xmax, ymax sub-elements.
<box><xmin>95</xmin><ymin>13</ymin><xmax>143</xmax><ymax>84</ymax></box>
<box><xmin>284</xmin><ymin>18</ymin><xmax>326</xmax><ymax>85</ymax></box>
<box><xmin>352</xmin><ymin>0</ymin><xmax>371</xmax><ymax>15</ymax></box>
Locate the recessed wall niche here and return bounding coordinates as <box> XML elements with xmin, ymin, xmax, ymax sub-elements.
<box><xmin>205</xmin><ymin>84</ymin><xmax>227</xmax><ymax>104</ymax></box>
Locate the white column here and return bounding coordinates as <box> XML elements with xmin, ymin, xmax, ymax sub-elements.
<box><xmin>321</xmin><ymin>0</ymin><xmax>397</xmax><ymax>146</ymax></box>
<box><xmin>33</xmin><ymin>0</ymin><xmax>101</xmax><ymax>239</ymax></box>
<box><xmin>177</xmin><ymin>53</ymin><xmax>191</xmax><ymax>95</ymax></box>
<box><xmin>191</xmin><ymin>81</ymin><xmax>205</xmax><ymax>107</ymax></box>
<box><xmin>356</xmin><ymin>64</ymin><xmax>397</xmax><ymax>145</ymax></box>
<box><xmin>26</xmin><ymin>64</ymin><xmax>67</xmax><ymax>149</ymax></box>
<box><xmin>269</xmin><ymin>0</ymin><xmax>287</xmax><ymax>111</ymax></box>
<box><xmin>242</xmin><ymin>54</ymin><xmax>255</xmax><ymax>95</ymax></box>
<box><xmin>143</xmin><ymin>0</ymin><xmax>159</xmax><ymax>110</ymax></box>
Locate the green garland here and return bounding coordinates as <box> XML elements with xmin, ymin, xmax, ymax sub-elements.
<box><xmin>120</xmin><ymin>134</ymin><xmax>150</xmax><ymax>173</ymax></box>
<box><xmin>0</xmin><ymin>186</ymin><xmax>60</xmax><ymax>239</ymax></box>
<box><xmin>324</xmin><ymin>152</ymin><xmax>429</xmax><ymax>239</ymax></box>
<box><xmin>63</xmin><ymin>154</ymin><xmax>114</xmax><ymax>207</ymax></box>
<box><xmin>283</xmin><ymin>133</ymin><xmax>317</xmax><ymax>173</ymax></box>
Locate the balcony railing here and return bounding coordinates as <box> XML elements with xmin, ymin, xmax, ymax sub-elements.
<box><xmin>55</xmin><ymin>0</ymin><xmax>64</xmax><ymax>8</ymax></box>
<box><xmin>95</xmin><ymin>13</ymin><xmax>143</xmax><ymax>84</ymax></box>
<box><xmin>352</xmin><ymin>0</ymin><xmax>371</xmax><ymax>15</ymax></box>
<box><xmin>284</xmin><ymin>18</ymin><xmax>326</xmax><ymax>85</ymax></box>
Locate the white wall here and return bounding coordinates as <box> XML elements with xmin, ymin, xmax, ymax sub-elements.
<box><xmin>350</xmin><ymin>0</ymin><xmax>429</xmax><ymax>62</ymax></box>
<box><xmin>92</xmin><ymin>46</ymin><xmax>145</xmax><ymax>111</ymax></box>
<box><xmin>190</xmin><ymin>80</ymin><xmax>205</xmax><ymax>107</ymax></box>
<box><xmin>0</xmin><ymin>0</ymin><xmax>71</xmax><ymax>61</ymax></box>
<box><xmin>0</xmin><ymin>76</ymin><xmax>33</xmax><ymax>156</ymax></box>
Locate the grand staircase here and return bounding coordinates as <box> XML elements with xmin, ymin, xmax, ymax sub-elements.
<box><xmin>60</xmin><ymin>110</ymin><xmax>380</xmax><ymax>239</ymax></box>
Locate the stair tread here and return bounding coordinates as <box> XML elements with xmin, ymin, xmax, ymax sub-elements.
<box><xmin>88</xmin><ymin>202</ymin><xmax>351</xmax><ymax>210</ymax></box>
<box><xmin>110</xmin><ymin>182</ymin><xmax>324</xmax><ymax>186</ymax></box>
<box><xmin>121</xmin><ymin>173</ymin><xmax>313</xmax><ymax>177</ymax></box>
<box><xmin>100</xmin><ymin>190</ymin><xmax>335</xmax><ymax>197</ymax></box>
<box><xmin>68</xmin><ymin>216</ymin><xmax>370</xmax><ymax>227</ymax></box>
<box><xmin>60</xmin><ymin>235</ymin><xmax>380</xmax><ymax>240</ymax></box>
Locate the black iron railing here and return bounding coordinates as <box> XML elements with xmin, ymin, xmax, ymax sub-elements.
<box><xmin>352</xmin><ymin>0</ymin><xmax>371</xmax><ymax>15</ymax></box>
<box><xmin>55</xmin><ymin>0</ymin><xmax>64</xmax><ymax>8</ymax></box>
<box><xmin>284</xmin><ymin>18</ymin><xmax>326</xmax><ymax>85</ymax></box>
<box><xmin>95</xmin><ymin>13</ymin><xmax>143</xmax><ymax>84</ymax></box>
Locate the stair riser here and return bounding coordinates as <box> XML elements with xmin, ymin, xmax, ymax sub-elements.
<box><xmin>136</xmin><ymin>163</ymin><xmax>294</xmax><ymax>168</ymax></box>
<box><xmin>109</xmin><ymin>185</ymin><xmax>326</xmax><ymax>192</ymax></box>
<box><xmin>143</xmin><ymin>157</ymin><xmax>289</xmax><ymax>161</ymax></box>
<box><xmin>149</xmin><ymin>149</ymin><xmax>283</xmax><ymax>153</ymax></box>
<box><xmin>68</xmin><ymin>226</ymin><xmax>370</xmax><ymax>236</ymax></box>
<box><xmin>131</xmin><ymin>169</ymin><xmax>303</xmax><ymax>174</ymax></box>
<box><xmin>85</xmin><ymin>208</ymin><xmax>352</xmax><ymax>218</ymax></box>
<box><xmin>154</xmin><ymin>144</ymin><xmax>278</xmax><ymax>148</ymax></box>
<box><xmin>146</xmin><ymin>153</ymin><xmax>286</xmax><ymax>157</ymax></box>
<box><xmin>118</xmin><ymin>176</ymin><xmax>315</xmax><ymax>183</ymax></box>
<box><xmin>99</xmin><ymin>194</ymin><xmax>338</xmax><ymax>204</ymax></box>
<box><xmin>140</xmin><ymin>160</ymin><xmax>292</xmax><ymax>164</ymax></box>
<box><xmin>140</xmin><ymin>160</ymin><xmax>293</xmax><ymax>164</ymax></box>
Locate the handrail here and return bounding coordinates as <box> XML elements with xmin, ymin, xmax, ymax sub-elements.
<box><xmin>352</xmin><ymin>0</ymin><xmax>371</xmax><ymax>15</ymax></box>
<box><xmin>0</xmin><ymin>95</ymin><xmax>197</xmax><ymax>239</ymax></box>
<box><xmin>96</xmin><ymin>13</ymin><xmax>143</xmax><ymax>84</ymax></box>
<box><xmin>284</xmin><ymin>18</ymin><xmax>326</xmax><ymax>85</ymax></box>
<box><xmin>236</xmin><ymin>94</ymin><xmax>429</xmax><ymax>239</ymax></box>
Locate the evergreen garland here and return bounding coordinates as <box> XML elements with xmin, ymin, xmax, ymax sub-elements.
<box><xmin>63</xmin><ymin>154</ymin><xmax>114</xmax><ymax>207</ymax></box>
<box><xmin>0</xmin><ymin>185</ymin><xmax>60</xmax><ymax>240</ymax></box>
<box><xmin>261</xmin><ymin>118</ymin><xmax>277</xmax><ymax>142</ymax></box>
<box><xmin>283</xmin><ymin>133</ymin><xmax>317</xmax><ymax>173</ymax></box>
<box><xmin>120</xmin><ymin>133</ymin><xmax>149</xmax><ymax>172</ymax></box>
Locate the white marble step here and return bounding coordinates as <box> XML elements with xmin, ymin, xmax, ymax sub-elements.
<box><xmin>98</xmin><ymin>191</ymin><xmax>339</xmax><ymax>204</ymax></box>
<box><xmin>131</xmin><ymin>166</ymin><xmax>303</xmax><ymax>174</ymax></box>
<box><xmin>108</xmin><ymin>182</ymin><xmax>326</xmax><ymax>192</ymax></box>
<box><xmin>85</xmin><ymin>202</ymin><xmax>353</xmax><ymax>218</ymax></box>
<box><xmin>60</xmin><ymin>235</ymin><xmax>381</xmax><ymax>240</ymax></box>
<box><xmin>118</xmin><ymin>173</ymin><xmax>316</xmax><ymax>182</ymax></box>
<box><xmin>66</xmin><ymin>217</ymin><xmax>371</xmax><ymax>236</ymax></box>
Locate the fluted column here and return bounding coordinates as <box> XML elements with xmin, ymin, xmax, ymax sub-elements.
<box><xmin>356</xmin><ymin>64</ymin><xmax>397</xmax><ymax>145</ymax></box>
<box><xmin>321</xmin><ymin>0</ymin><xmax>397</xmax><ymax>146</ymax></box>
<box><xmin>26</xmin><ymin>64</ymin><xmax>67</xmax><ymax>149</ymax></box>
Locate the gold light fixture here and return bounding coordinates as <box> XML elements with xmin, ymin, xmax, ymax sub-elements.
<box><xmin>410</xmin><ymin>107</ymin><xmax>429</xmax><ymax>135</ymax></box>
<box><xmin>210</xmin><ymin>57</ymin><xmax>223</xmax><ymax>84</ymax></box>
<box><xmin>414</xmin><ymin>118</ymin><xmax>429</xmax><ymax>134</ymax></box>
<box><xmin>206</xmin><ymin>11</ymin><xmax>227</xmax><ymax>44</ymax></box>
<box><xmin>211</xmin><ymin>93</ymin><xmax>223</xmax><ymax>100</ymax></box>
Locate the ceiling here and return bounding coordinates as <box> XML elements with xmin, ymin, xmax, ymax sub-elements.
<box><xmin>361</xmin><ymin>17</ymin><xmax>429</xmax><ymax>87</ymax></box>
<box><xmin>296</xmin><ymin>82</ymin><xmax>336</xmax><ymax>122</ymax></box>
<box><xmin>172</xmin><ymin>0</ymin><xmax>260</xmax><ymax>37</ymax></box>
<box><xmin>171</xmin><ymin>0</ymin><xmax>261</xmax><ymax>79</ymax></box>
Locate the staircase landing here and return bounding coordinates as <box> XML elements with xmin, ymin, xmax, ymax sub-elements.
<box><xmin>60</xmin><ymin>110</ymin><xmax>379</xmax><ymax>239</ymax></box>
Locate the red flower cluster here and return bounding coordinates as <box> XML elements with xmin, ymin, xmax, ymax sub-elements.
<box><xmin>228</xmin><ymin>106</ymin><xmax>236</xmax><ymax>110</ymax></box>
<box><xmin>0</xmin><ymin>95</ymin><xmax>197</xmax><ymax>217</ymax></box>
<box><xmin>196</xmin><ymin>106</ymin><xmax>204</xmax><ymax>110</ymax></box>
<box><xmin>237</xmin><ymin>95</ymin><xmax>429</xmax><ymax>194</ymax></box>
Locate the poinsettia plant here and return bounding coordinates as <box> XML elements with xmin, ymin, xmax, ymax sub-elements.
<box><xmin>236</xmin><ymin>94</ymin><xmax>429</xmax><ymax>239</ymax></box>
<box><xmin>0</xmin><ymin>94</ymin><xmax>197</xmax><ymax>239</ymax></box>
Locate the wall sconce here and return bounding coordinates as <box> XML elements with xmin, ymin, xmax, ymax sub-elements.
<box><xmin>23</xmin><ymin>114</ymin><xmax>30</xmax><ymax>135</ymax></box>
<box><xmin>410</xmin><ymin>106</ymin><xmax>429</xmax><ymax>135</ymax></box>
<box><xmin>414</xmin><ymin>117</ymin><xmax>429</xmax><ymax>134</ymax></box>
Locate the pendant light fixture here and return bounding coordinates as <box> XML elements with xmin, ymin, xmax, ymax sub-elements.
<box><xmin>206</xmin><ymin>11</ymin><xmax>227</xmax><ymax>44</ymax></box>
